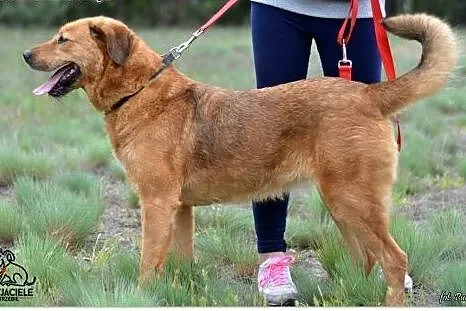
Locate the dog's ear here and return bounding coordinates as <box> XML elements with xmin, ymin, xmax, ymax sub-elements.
<box><xmin>4</xmin><ymin>250</ymin><xmax>14</xmax><ymax>263</ymax></box>
<box><xmin>90</xmin><ymin>21</ymin><xmax>132</xmax><ymax>66</ymax></box>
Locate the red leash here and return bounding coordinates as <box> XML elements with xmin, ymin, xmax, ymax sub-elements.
<box><xmin>164</xmin><ymin>0</ymin><xmax>239</xmax><ymax>62</ymax></box>
<box><xmin>337</xmin><ymin>0</ymin><xmax>359</xmax><ymax>45</ymax></box>
<box><xmin>338</xmin><ymin>0</ymin><xmax>402</xmax><ymax>151</ymax></box>
<box><xmin>199</xmin><ymin>0</ymin><xmax>239</xmax><ymax>32</ymax></box>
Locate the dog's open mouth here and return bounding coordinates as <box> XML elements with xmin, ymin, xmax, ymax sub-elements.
<box><xmin>33</xmin><ymin>63</ymin><xmax>81</xmax><ymax>97</ymax></box>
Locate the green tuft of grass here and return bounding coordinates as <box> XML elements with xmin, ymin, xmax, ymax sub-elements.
<box><xmin>304</xmin><ymin>240</ymin><xmax>386</xmax><ymax>306</ymax></box>
<box><xmin>80</xmin><ymin>137</ymin><xmax>112</xmax><ymax>169</ymax></box>
<box><xmin>399</xmin><ymin>131</ymin><xmax>445</xmax><ymax>179</ymax></box>
<box><xmin>460</xmin><ymin>157</ymin><xmax>466</xmax><ymax>180</ymax></box>
<box><xmin>107</xmin><ymin>157</ymin><xmax>127</xmax><ymax>181</ymax></box>
<box><xmin>197</xmin><ymin>226</ymin><xmax>257</xmax><ymax>278</ymax></box>
<box><xmin>286</xmin><ymin>188</ymin><xmax>334</xmax><ymax>250</ymax></box>
<box><xmin>391</xmin><ymin>215</ymin><xmax>445</xmax><ymax>284</ymax></box>
<box><xmin>293</xmin><ymin>266</ymin><xmax>332</xmax><ymax>306</ymax></box>
<box><xmin>15</xmin><ymin>232</ymin><xmax>79</xmax><ymax>300</ymax></box>
<box><xmin>429</xmin><ymin>209</ymin><xmax>463</xmax><ymax>236</ymax></box>
<box><xmin>0</xmin><ymin>146</ymin><xmax>55</xmax><ymax>186</ymax></box>
<box><xmin>431</xmin><ymin>87</ymin><xmax>466</xmax><ymax>115</ymax></box>
<box><xmin>60</xmin><ymin>278</ymin><xmax>157</xmax><ymax>307</ymax></box>
<box><xmin>195</xmin><ymin>207</ymin><xmax>258</xmax><ymax>278</ymax></box>
<box><xmin>13</xmin><ymin>176</ymin><xmax>104</xmax><ymax>247</ymax></box>
<box><xmin>126</xmin><ymin>187</ymin><xmax>140</xmax><ymax>208</ymax></box>
<box><xmin>142</xmin><ymin>255</ymin><xmax>262</xmax><ymax>306</ymax></box>
<box><xmin>195</xmin><ymin>205</ymin><xmax>253</xmax><ymax>233</ymax></box>
<box><xmin>394</xmin><ymin>172</ymin><xmax>433</xmax><ymax>197</ymax></box>
<box><xmin>286</xmin><ymin>217</ymin><xmax>334</xmax><ymax>250</ymax></box>
<box><xmin>428</xmin><ymin>210</ymin><xmax>466</xmax><ymax>261</ymax></box>
<box><xmin>328</xmin><ymin>258</ymin><xmax>386</xmax><ymax>306</ymax></box>
<box><xmin>315</xmin><ymin>227</ymin><xmax>346</xmax><ymax>277</ymax></box>
<box><xmin>0</xmin><ymin>200</ymin><xmax>22</xmax><ymax>243</ymax></box>
<box><xmin>195</xmin><ymin>207</ymin><xmax>257</xmax><ymax>278</ymax></box>
<box><xmin>56</xmin><ymin>172</ymin><xmax>102</xmax><ymax>197</ymax></box>
<box><xmin>86</xmin><ymin>245</ymin><xmax>140</xmax><ymax>284</ymax></box>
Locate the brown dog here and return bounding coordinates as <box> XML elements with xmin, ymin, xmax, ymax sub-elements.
<box><xmin>24</xmin><ymin>14</ymin><xmax>456</xmax><ymax>305</ymax></box>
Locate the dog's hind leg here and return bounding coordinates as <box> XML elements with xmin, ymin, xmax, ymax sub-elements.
<box><xmin>318</xmin><ymin>181</ymin><xmax>407</xmax><ymax>306</ymax></box>
<box><xmin>333</xmin><ymin>219</ymin><xmax>377</xmax><ymax>275</ymax></box>
<box><xmin>171</xmin><ymin>204</ymin><xmax>194</xmax><ymax>259</ymax></box>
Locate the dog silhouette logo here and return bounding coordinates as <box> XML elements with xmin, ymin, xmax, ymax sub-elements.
<box><xmin>0</xmin><ymin>248</ymin><xmax>36</xmax><ymax>287</ymax></box>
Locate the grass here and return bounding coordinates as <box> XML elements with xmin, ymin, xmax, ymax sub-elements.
<box><xmin>0</xmin><ymin>200</ymin><xmax>23</xmax><ymax>244</ymax></box>
<box><xmin>12</xmin><ymin>175</ymin><xmax>104</xmax><ymax>248</ymax></box>
<box><xmin>436</xmin><ymin>263</ymin><xmax>466</xmax><ymax>306</ymax></box>
<box><xmin>126</xmin><ymin>187</ymin><xmax>140</xmax><ymax>208</ymax></box>
<box><xmin>0</xmin><ymin>145</ymin><xmax>56</xmax><ymax>186</ymax></box>
<box><xmin>286</xmin><ymin>188</ymin><xmax>335</xmax><ymax>249</ymax></box>
<box><xmin>0</xmin><ymin>22</ymin><xmax>464</xmax><ymax>306</ymax></box>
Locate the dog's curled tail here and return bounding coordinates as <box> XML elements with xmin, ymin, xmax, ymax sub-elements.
<box><xmin>370</xmin><ymin>14</ymin><xmax>458</xmax><ymax>116</ymax></box>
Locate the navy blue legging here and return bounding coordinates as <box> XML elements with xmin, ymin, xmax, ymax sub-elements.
<box><xmin>251</xmin><ymin>2</ymin><xmax>382</xmax><ymax>253</ymax></box>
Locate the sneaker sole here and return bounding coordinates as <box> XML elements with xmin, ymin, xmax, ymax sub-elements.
<box><xmin>267</xmin><ymin>299</ymin><xmax>297</xmax><ymax>307</ymax></box>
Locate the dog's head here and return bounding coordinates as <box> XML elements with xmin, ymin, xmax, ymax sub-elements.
<box><xmin>0</xmin><ymin>248</ymin><xmax>14</xmax><ymax>268</ymax></box>
<box><xmin>23</xmin><ymin>16</ymin><xmax>134</xmax><ymax>98</ymax></box>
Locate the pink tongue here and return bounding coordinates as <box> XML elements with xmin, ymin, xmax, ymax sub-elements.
<box><xmin>33</xmin><ymin>67</ymin><xmax>68</xmax><ymax>96</ymax></box>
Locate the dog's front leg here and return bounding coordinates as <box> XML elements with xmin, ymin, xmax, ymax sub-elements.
<box><xmin>171</xmin><ymin>204</ymin><xmax>194</xmax><ymax>259</ymax></box>
<box><xmin>138</xmin><ymin>194</ymin><xmax>180</xmax><ymax>284</ymax></box>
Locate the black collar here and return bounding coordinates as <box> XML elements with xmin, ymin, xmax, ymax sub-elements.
<box><xmin>105</xmin><ymin>54</ymin><xmax>175</xmax><ymax>114</ymax></box>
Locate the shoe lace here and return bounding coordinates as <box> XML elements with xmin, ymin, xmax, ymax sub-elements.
<box><xmin>259</xmin><ymin>255</ymin><xmax>294</xmax><ymax>288</ymax></box>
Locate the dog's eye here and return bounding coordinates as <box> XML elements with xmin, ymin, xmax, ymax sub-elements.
<box><xmin>57</xmin><ymin>35</ymin><xmax>69</xmax><ymax>44</ymax></box>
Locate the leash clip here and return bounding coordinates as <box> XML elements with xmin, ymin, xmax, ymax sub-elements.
<box><xmin>338</xmin><ymin>40</ymin><xmax>352</xmax><ymax>67</ymax></box>
<box><xmin>171</xmin><ymin>29</ymin><xmax>205</xmax><ymax>59</ymax></box>
<box><xmin>162</xmin><ymin>29</ymin><xmax>205</xmax><ymax>66</ymax></box>
<box><xmin>338</xmin><ymin>40</ymin><xmax>353</xmax><ymax>80</ymax></box>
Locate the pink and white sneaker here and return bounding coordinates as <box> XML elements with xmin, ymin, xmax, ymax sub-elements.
<box><xmin>257</xmin><ymin>255</ymin><xmax>298</xmax><ymax>306</ymax></box>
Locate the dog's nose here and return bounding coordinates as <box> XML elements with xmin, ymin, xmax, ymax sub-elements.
<box><xmin>23</xmin><ymin>49</ymin><xmax>33</xmax><ymax>63</ymax></box>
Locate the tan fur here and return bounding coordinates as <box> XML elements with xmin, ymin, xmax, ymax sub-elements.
<box><xmin>25</xmin><ymin>14</ymin><xmax>457</xmax><ymax>306</ymax></box>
